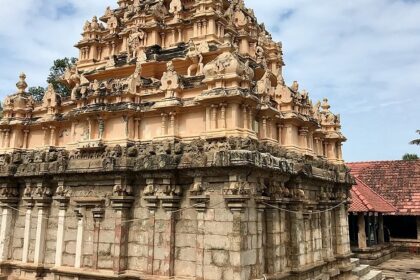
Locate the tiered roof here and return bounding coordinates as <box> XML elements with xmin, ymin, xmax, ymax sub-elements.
<box><xmin>348</xmin><ymin>160</ymin><xmax>420</xmax><ymax>215</ymax></box>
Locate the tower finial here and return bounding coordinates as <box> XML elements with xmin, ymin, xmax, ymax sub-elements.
<box><xmin>16</xmin><ymin>72</ymin><xmax>28</xmax><ymax>94</ymax></box>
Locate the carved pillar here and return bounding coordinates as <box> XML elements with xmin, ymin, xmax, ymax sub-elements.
<box><xmin>169</xmin><ymin>112</ymin><xmax>176</xmax><ymax>136</ymax></box>
<box><xmin>0</xmin><ymin>200</ymin><xmax>17</xmax><ymax>261</ymax></box>
<box><xmin>299</xmin><ymin>127</ymin><xmax>309</xmax><ymax>151</ymax></box>
<box><xmin>320</xmin><ymin>202</ymin><xmax>335</xmax><ymax>261</ymax></box>
<box><xmin>22</xmin><ymin>184</ymin><xmax>34</xmax><ymax>263</ymax></box>
<box><xmin>303</xmin><ymin>211</ymin><xmax>313</xmax><ymax>265</ymax></box>
<box><xmin>357</xmin><ymin>213</ymin><xmax>367</xmax><ymax>249</ymax></box>
<box><xmin>92</xmin><ymin>207</ymin><xmax>105</xmax><ymax>269</ymax></box>
<box><xmin>54</xmin><ymin>184</ymin><xmax>70</xmax><ymax>267</ymax></box>
<box><xmin>50</xmin><ymin>126</ymin><xmax>56</xmax><ymax>146</ymax></box>
<box><xmin>0</xmin><ymin>184</ymin><xmax>18</xmax><ymax>262</ymax></box>
<box><xmin>211</xmin><ymin>105</ymin><xmax>218</xmax><ymax>130</ymax></box>
<box><xmin>161</xmin><ymin>113</ymin><xmax>168</xmax><ymax>136</ymax></box>
<box><xmin>161</xmin><ymin>32</ymin><xmax>166</xmax><ymax>48</ymax></box>
<box><xmin>334</xmin><ymin>203</ymin><xmax>351</xmax><ymax>256</ymax></box>
<box><xmin>290</xmin><ymin>201</ymin><xmax>306</xmax><ymax>270</ymax></box>
<box><xmin>135</xmin><ymin>117</ymin><xmax>141</xmax><ymax>140</ymax></box>
<box><xmin>265</xmin><ymin>202</ymin><xmax>280</xmax><ymax>274</ymax></box>
<box><xmin>0</xmin><ymin>130</ymin><xmax>4</xmax><ymax>148</ymax></box>
<box><xmin>160</xmin><ymin>179</ymin><xmax>181</xmax><ymax>277</ymax></box>
<box><xmin>4</xmin><ymin>129</ymin><xmax>10</xmax><ymax>148</ymax></box>
<box><xmin>33</xmin><ymin>186</ymin><xmax>52</xmax><ymax>265</ymax></box>
<box><xmin>23</xmin><ymin>129</ymin><xmax>29</xmax><ymax>149</ymax></box>
<box><xmin>74</xmin><ymin>208</ymin><xmax>85</xmax><ymax>268</ymax></box>
<box><xmin>277</xmin><ymin>124</ymin><xmax>283</xmax><ymax>145</ymax></box>
<box><xmin>190</xmin><ymin>177</ymin><xmax>210</xmax><ymax>280</ymax></box>
<box><xmin>143</xmin><ymin>178</ymin><xmax>158</xmax><ymax>275</ymax></box>
<box><xmin>110</xmin><ymin>181</ymin><xmax>134</xmax><ymax>275</ymax></box>
<box><xmin>205</xmin><ymin>107</ymin><xmax>211</xmax><ymax>132</ymax></box>
<box><xmin>219</xmin><ymin>103</ymin><xmax>226</xmax><ymax>129</ymax></box>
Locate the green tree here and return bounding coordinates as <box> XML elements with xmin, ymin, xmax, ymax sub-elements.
<box><xmin>27</xmin><ymin>57</ymin><xmax>77</xmax><ymax>101</ymax></box>
<box><xmin>410</xmin><ymin>130</ymin><xmax>420</xmax><ymax>145</ymax></box>
<box><xmin>28</xmin><ymin>86</ymin><xmax>46</xmax><ymax>102</ymax></box>
<box><xmin>402</xmin><ymin>153</ymin><xmax>419</xmax><ymax>161</ymax></box>
<box><xmin>47</xmin><ymin>57</ymin><xmax>77</xmax><ymax>97</ymax></box>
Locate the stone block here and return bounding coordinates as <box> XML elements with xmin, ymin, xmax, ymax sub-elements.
<box><xmin>177</xmin><ymin>247</ymin><xmax>196</xmax><ymax>262</ymax></box>
<box><xmin>174</xmin><ymin>260</ymin><xmax>195</xmax><ymax>277</ymax></box>
<box><xmin>176</xmin><ymin>233</ymin><xmax>196</xmax><ymax>248</ymax></box>
<box><xmin>65</xmin><ymin>241</ymin><xmax>76</xmax><ymax>254</ymax></box>
<box><xmin>211</xmin><ymin>250</ymin><xmax>229</xmax><ymax>267</ymax></box>
<box><xmin>204</xmin><ymin>235</ymin><xmax>229</xmax><ymax>250</ymax></box>
<box><xmin>203</xmin><ymin>265</ymin><xmax>223</xmax><ymax>280</ymax></box>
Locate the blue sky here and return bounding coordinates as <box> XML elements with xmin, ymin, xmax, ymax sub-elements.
<box><xmin>0</xmin><ymin>0</ymin><xmax>419</xmax><ymax>161</ymax></box>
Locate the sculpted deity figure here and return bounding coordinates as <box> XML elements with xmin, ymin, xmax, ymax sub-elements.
<box><xmin>128</xmin><ymin>28</ymin><xmax>147</xmax><ymax>61</ymax></box>
<box><xmin>186</xmin><ymin>40</ymin><xmax>209</xmax><ymax>77</ymax></box>
<box><xmin>169</xmin><ymin>0</ymin><xmax>183</xmax><ymax>18</ymax></box>
<box><xmin>108</xmin><ymin>14</ymin><xmax>119</xmax><ymax>34</ymax></box>
<box><xmin>160</xmin><ymin>61</ymin><xmax>180</xmax><ymax>98</ymax></box>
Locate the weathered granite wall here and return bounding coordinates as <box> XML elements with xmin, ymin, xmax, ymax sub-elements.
<box><xmin>0</xmin><ymin>139</ymin><xmax>354</xmax><ymax>280</ymax></box>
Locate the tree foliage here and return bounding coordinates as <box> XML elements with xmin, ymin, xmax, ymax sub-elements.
<box><xmin>28</xmin><ymin>86</ymin><xmax>46</xmax><ymax>102</ymax></box>
<box><xmin>47</xmin><ymin>57</ymin><xmax>77</xmax><ymax>97</ymax></box>
<box><xmin>27</xmin><ymin>57</ymin><xmax>77</xmax><ymax>101</ymax></box>
<box><xmin>409</xmin><ymin>130</ymin><xmax>420</xmax><ymax>145</ymax></box>
<box><xmin>402</xmin><ymin>153</ymin><xmax>419</xmax><ymax>161</ymax></box>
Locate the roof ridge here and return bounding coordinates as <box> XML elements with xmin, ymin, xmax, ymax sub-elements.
<box><xmin>354</xmin><ymin>177</ymin><xmax>397</xmax><ymax>212</ymax></box>
<box><xmin>347</xmin><ymin>160</ymin><xmax>420</xmax><ymax>164</ymax></box>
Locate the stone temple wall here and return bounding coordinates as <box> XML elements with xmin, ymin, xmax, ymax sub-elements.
<box><xmin>0</xmin><ymin>0</ymin><xmax>355</xmax><ymax>279</ymax></box>
<box><xmin>0</xmin><ymin>140</ymin><xmax>354</xmax><ymax>280</ymax></box>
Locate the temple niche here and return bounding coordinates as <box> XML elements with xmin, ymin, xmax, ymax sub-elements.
<box><xmin>0</xmin><ymin>1</ymin><xmax>358</xmax><ymax>280</ymax></box>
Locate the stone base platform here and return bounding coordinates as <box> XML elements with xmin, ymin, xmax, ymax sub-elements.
<box><xmin>351</xmin><ymin>243</ymin><xmax>397</xmax><ymax>266</ymax></box>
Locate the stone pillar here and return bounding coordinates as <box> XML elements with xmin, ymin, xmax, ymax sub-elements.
<box><xmin>417</xmin><ymin>217</ymin><xmax>420</xmax><ymax>241</ymax></box>
<box><xmin>23</xmin><ymin>129</ymin><xmax>29</xmax><ymax>149</ymax></box>
<box><xmin>277</xmin><ymin>124</ymin><xmax>283</xmax><ymax>145</ymax></box>
<box><xmin>378</xmin><ymin>213</ymin><xmax>385</xmax><ymax>244</ymax></box>
<box><xmin>289</xmin><ymin>201</ymin><xmax>306</xmax><ymax>270</ymax></box>
<box><xmin>0</xmin><ymin>192</ymin><xmax>18</xmax><ymax>262</ymax></box>
<box><xmin>211</xmin><ymin>105</ymin><xmax>218</xmax><ymax>130</ymax></box>
<box><xmin>50</xmin><ymin>126</ymin><xmax>56</xmax><ymax>146</ymax></box>
<box><xmin>54</xmin><ymin>193</ymin><xmax>70</xmax><ymax>267</ymax></box>
<box><xmin>74</xmin><ymin>208</ymin><xmax>86</xmax><ymax>268</ymax></box>
<box><xmin>358</xmin><ymin>213</ymin><xmax>367</xmax><ymax>249</ymax></box>
<box><xmin>320</xmin><ymin>203</ymin><xmax>334</xmax><ymax>261</ymax></box>
<box><xmin>22</xmin><ymin>195</ymin><xmax>34</xmax><ymax>263</ymax></box>
<box><xmin>160</xmin><ymin>188</ymin><xmax>181</xmax><ymax>277</ymax></box>
<box><xmin>110</xmin><ymin>194</ymin><xmax>134</xmax><ymax>274</ymax></box>
<box><xmin>33</xmin><ymin>196</ymin><xmax>52</xmax><ymax>265</ymax></box>
<box><xmin>92</xmin><ymin>207</ymin><xmax>105</xmax><ymax>269</ymax></box>
<box><xmin>219</xmin><ymin>103</ymin><xmax>226</xmax><ymax>129</ymax></box>
<box><xmin>303</xmin><ymin>212</ymin><xmax>313</xmax><ymax>265</ymax></box>
<box><xmin>334</xmin><ymin>204</ymin><xmax>351</xmax><ymax>256</ymax></box>
<box><xmin>265</xmin><ymin>205</ymin><xmax>280</xmax><ymax>274</ymax></box>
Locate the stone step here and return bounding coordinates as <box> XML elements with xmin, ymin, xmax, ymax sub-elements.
<box><xmin>360</xmin><ymin>269</ymin><xmax>383</xmax><ymax>280</ymax></box>
<box><xmin>352</xmin><ymin>264</ymin><xmax>371</xmax><ymax>277</ymax></box>
<box><xmin>350</xmin><ymin>257</ymin><xmax>361</xmax><ymax>267</ymax></box>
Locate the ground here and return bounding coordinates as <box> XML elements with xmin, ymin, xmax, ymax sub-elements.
<box><xmin>374</xmin><ymin>253</ymin><xmax>420</xmax><ymax>280</ymax></box>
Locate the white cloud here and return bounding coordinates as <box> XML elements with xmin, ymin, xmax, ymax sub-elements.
<box><xmin>0</xmin><ymin>0</ymin><xmax>419</xmax><ymax>161</ymax></box>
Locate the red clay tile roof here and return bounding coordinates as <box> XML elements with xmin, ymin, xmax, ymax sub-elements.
<box><xmin>349</xmin><ymin>177</ymin><xmax>396</xmax><ymax>213</ymax></box>
<box><xmin>347</xmin><ymin>160</ymin><xmax>420</xmax><ymax>215</ymax></box>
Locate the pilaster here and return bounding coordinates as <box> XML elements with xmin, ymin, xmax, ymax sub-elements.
<box><xmin>110</xmin><ymin>179</ymin><xmax>134</xmax><ymax>274</ymax></box>
<box><xmin>0</xmin><ymin>183</ymin><xmax>18</xmax><ymax>262</ymax></box>
<box><xmin>53</xmin><ymin>181</ymin><xmax>71</xmax><ymax>267</ymax></box>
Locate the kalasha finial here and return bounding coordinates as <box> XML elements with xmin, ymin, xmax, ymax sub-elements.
<box><xmin>16</xmin><ymin>72</ymin><xmax>28</xmax><ymax>94</ymax></box>
<box><xmin>321</xmin><ymin>98</ymin><xmax>331</xmax><ymax>111</ymax></box>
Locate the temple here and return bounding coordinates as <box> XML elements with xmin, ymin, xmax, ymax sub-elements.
<box><xmin>0</xmin><ymin>0</ymin><xmax>363</xmax><ymax>279</ymax></box>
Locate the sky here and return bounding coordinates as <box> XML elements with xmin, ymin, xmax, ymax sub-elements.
<box><xmin>0</xmin><ymin>0</ymin><xmax>419</xmax><ymax>161</ymax></box>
